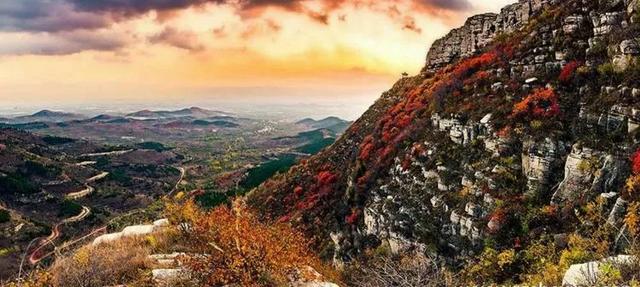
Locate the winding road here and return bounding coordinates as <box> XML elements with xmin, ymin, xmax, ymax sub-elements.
<box><xmin>22</xmin><ymin>165</ymin><xmax>185</xmax><ymax>269</ymax></box>
<box><xmin>25</xmin><ymin>170</ymin><xmax>109</xmax><ymax>265</ymax></box>
<box><xmin>168</xmin><ymin>167</ymin><xmax>186</xmax><ymax>197</ymax></box>
<box><xmin>27</xmin><ymin>206</ymin><xmax>91</xmax><ymax>264</ymax></box>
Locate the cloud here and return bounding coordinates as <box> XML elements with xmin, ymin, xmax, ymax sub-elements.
<box><xmin>0</xmin><ymin>1</ymin><xmax>110</xmax><ymax>32</ymax></box>
<box><xmin>0</xmin><ymin>0</ymin><xmax>478</xmax><ymax>55</ymax></box>
<box><xmin>68</xmin><ymin>0</ymin><xmax>225</xmax><ymax>16</ymax></box>
<box><xmin>0</xmin><ymin>30</ymin><xmax>131</xmax><ymax>55</ymax></box>
<box><xmin>415</xmin><ymin>0</ymin><xmax>471</xmax><ymax>11</ymax></box>
<box><xmin>149</xmin><ymin>27</ymin><xmax>204</xmax><ymax>51</ymax></box>
<box><xmin>0</xmin><ymin>0</ymin><xmax>470</xmax><ymax>33</ymax></box>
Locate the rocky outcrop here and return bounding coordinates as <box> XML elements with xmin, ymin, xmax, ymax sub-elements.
<box><xmin>522</xmin><ymin>138</ymin><xmax>566</xmax><ymax>196</ymax></box>
<box><xmin>552</xmin><ymin>145</ymin><xmax>601</xmax><ymax>203</ymax></box>
<box><xmin>562</xmin><ymin>255</ymin><xmax>637</xmax><ymax>286</ymax></box>
<box><xmin>424</xmin><ymin>0</ymin><xmax>556</xmax><ymax>72</ymax></box>
<box><xmin>93</xmin><ymin>218</ymin><xmax>169</xmax><ymax>246</ymax></box>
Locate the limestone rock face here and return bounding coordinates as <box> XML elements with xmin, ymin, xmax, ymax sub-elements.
<box><xmin>521</xmin><ymin>138</ymin><xmax>565</xmax><ymax>196</ymax></box>
<box><xmin>424</xmin><ymin>0</ymin><xmax>556</xmax><ymax>72</ymax></box>
<box><xmin>562</xmin><ymin>255</ymin><xmax>636</xmax><ymax>286</ymax></box>
<box><xmin>425</xmin><ymin>14</ymin><xmax>499</xmax><ymax>72</ymax></box>
<box><xmin>552</xmin><ymin>145</ymin><xmax>602</xmax><ymax>203</ymax></box>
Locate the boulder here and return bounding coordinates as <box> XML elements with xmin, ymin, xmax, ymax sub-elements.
<box><xmin>152</xmin><ymin>268</ymin><xmax>187</xmax><ymax>286</ymax></box>
<box><xmin>562</xmin><ymin>255</ymin><xmax>636</xmax><ymax>286</ymax></box>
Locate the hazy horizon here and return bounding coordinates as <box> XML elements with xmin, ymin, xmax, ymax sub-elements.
<box><xmin>0</xmin><ymin>0</ymin><xmax>515</xmax><ymax>117</ymax></box>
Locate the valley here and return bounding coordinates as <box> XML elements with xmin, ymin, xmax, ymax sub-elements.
<box><xmin>0</xmin><ymin>107</ymin><xmax>351</xmax><ymax>282</ymax></box>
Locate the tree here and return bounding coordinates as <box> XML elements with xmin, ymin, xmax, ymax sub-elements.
<box><xmin>347</xmin><ymin>254</ymin><xmax>456</xmax><ymax>287</ymax></box>
<box><xmin>168</xmin><ymin>200</ymin><xmax>336</xmax><ymax>286</ymax></box>
<box><xmin>511</xmin><ymin>88</ymin><xmax>560</xmax><ymax>119</ymax></box>
<box><xmin>559</xmin><ymin>60</ymin><xmax>582</xmax><ymax>83</ymax></box>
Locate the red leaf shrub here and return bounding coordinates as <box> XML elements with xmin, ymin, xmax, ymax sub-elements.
<box><xmin>511</xmin><ymin>88</ymin><xmax>560</xmax><ymax>119</ymax></box>
<box><xmin>317</xmin><ymin>171</ymin><xmax>337</xmax><ymax>186</ymax></box>
<box><xmin>359</xmin><ymin>142</ymin><xmax>374</xmax><ymax>160</ymax></box>
<box><xmin>294</xmin><ymin>186</ymin><xmax>304</xmax><ymax>196</ymax></box>
<box><xmin>345</xmin><ymin>209</ymin><xmax>359</xmax><ymax>225</ymax></box>
<box><xmin>631</xmin><ymin>149</ymin><xmax>640</xmax><ymax>175</ymax></box>
<box><xmin>559</xmin><ymin>60</ymin><xmax>582</xmax><ymax>83</ymax></box>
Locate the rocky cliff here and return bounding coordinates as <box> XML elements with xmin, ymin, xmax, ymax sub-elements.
<box><xmin>425</xmin><ymin>0</ymin><xmax>555</xmax><ymax>73</ymax></box>
<box><xmin>248</xmin><ymin>0</ymin><xmax>640</xmax><ymax>283</ymax></box>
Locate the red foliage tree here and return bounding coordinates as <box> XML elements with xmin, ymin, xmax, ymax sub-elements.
<box><xmin>631</xmin><ymin>149</ymin><xmax>640</xmax><ymax>175</ymax></box>
<box><xmin>559</xmin><ymin>60</ymin><xmax>582</xmax><ymax>83</ymax></box>
<box><xmin>317</xmin><ymin>171</ymin><xmax>337</xmax><ymax>186</ymax></box>
<box><xmin>511</xmin><ymin>88</ymin><xmax>560</xmax><ymax>119</ymax></box>
<box><xmin>345</xmin><ymin>209</ymin><xmax>359</xmax><ymax>225</ymax></box>
<box><xmin>359</xmin><ymin>142</ymin><xmax>374</xmax><ymax>160</ymax></box>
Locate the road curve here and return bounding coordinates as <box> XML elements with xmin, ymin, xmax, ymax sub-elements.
<box><xmin>28</xmin><ymin>206</ymin><xmax>91</xmax><ymax>264</ymax></box>
<box><xmin>168</xmin><ymin>167</ymin><xmax>186</xmax><ymax>197</ymax></box>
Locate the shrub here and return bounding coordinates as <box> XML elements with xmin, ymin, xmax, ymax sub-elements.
<box><xmin>168</xmin><ymin>200</ymin><xmax>337</xmax><ymax>286</ymax></box>
<box><xmin>559</xmin><ymin>60</ymin><xmax>582</xmax><ymax>83</ymax></box>
<box><xmin>0</xmin><ymin>209</ymin><xmax>9</xmax><ymax>223</ymax></box>
<box><xmin>58</xmin><ymin>200</ymin><xmax>82</xmax><ymax>217</ymax></box>
<box><xmin>511</xmin><ymin>88</ymin><xmax>560</xmax><ymax>120</ymax></box>
<box><xmin>49</xmin><ymin>237</ymin><xmax>151</xmax><ymax>287</ymax></box>
<box><xmin>346</xmin><ymin>254</ymin><xmax>456</xmax><ymax>287</ymax></box>
<box><xmin>42</xmin><ymin>136</ymin><xmax>74</xmax><ymax>145</ymax></box>
<box><xmin>195</xmin><ymin>191</ymin><xmax>229</xmax><ymax>209</ymax></box>
<box><xmin>631</xmin><ymin>149</ymin><xmax>640</xmax><ymax>175</ymax></box>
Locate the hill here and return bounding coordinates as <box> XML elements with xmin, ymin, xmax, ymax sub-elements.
<box><xmin>125</xmin><ymin>107</ymin><xmax>231</xmax><ymax>120</ymax></box>
<box><xmin>248</xmin><ymin>0</ymin><xmax>640</xmax><ymax>284</ymax></box>
<box><xmin>1</xmin><ymin>110</ymin><xmax>85</xmax><ymax>124</ymax></box>
<box><xmin>296</xmin><ymin>116</ymin><xmax>352</xmax><ymax>134</ymax></box>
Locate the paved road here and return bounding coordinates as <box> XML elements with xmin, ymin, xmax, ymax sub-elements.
<box><xmin>26</xmin><ymin>169</ymin><xmax>107</xmax><ymax>264</ymax></box>
<box><xmin>168</xmin><ymin>167</ymin><xmax>186</xmax><ymax>197</ymax></box>
<box><xmin>28</xmin><ymin>206</ymin><xmax>91</xmax><ymax>264</ymax></box>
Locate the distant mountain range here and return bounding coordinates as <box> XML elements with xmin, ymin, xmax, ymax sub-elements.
<box><xmin>0</xmin><ymin>107</ymin><xmax>235</xmax><ymax>124</ymax></box>
<box><xmin>5</xmin><ymin>110</ymin><xmax>84</xmax><ymax>124</ymax></box>
<box><xmin>125</xmin><ymin>107</ymin><xmax>232</xmax><ymax>120</ymax></box>
<box><xmin>295</xmin><ymin>116</ymin><xmax>352</xmax><ymax>134</ymax></box>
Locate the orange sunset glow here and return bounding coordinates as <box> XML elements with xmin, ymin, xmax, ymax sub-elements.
<box><xmin>0</xmin><ymin>0</ymin><xmax>515</xmax><ymax>117</ymax></box>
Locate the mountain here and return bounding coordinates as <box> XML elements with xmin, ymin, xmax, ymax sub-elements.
<box><xmin>125</xmin><ymin>107</ymin><xmax>232</xmax><ymax>120</ymax></box>
<box><xmin>296</xmin><ymin>116</ymin><xmax>352</xmax><ymax>134</ymax></box>
<box><xmin>248</xmin><ymin>0</ymin><xmax>640</xmax><ymax>284</ymax></box>
<box><xmin>1</xmin><ymin>110</ymin><xmax>85</xmax><ymax>124</ymax></box>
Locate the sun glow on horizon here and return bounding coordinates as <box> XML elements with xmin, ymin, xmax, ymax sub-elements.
<box><xmin>0</xmin><ymin>0</ymin><xmax>516</xmax><ymax>111</ymax></box>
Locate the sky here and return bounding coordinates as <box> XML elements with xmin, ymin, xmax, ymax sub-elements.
<box><xmin>0</xmin><ymin>0</ymin><xmax>515</xmax><ymax>119</ymax></box>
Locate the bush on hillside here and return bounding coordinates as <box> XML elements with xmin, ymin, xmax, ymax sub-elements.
<box><xmin>167</xmin><ymin>200</ymin><xmax>339</xmax><ymax>286</ymax></box>
<box><xmin>0</xmin><ymin>209</ymin><xmax>10</xmax><ymax>223</ymax></box>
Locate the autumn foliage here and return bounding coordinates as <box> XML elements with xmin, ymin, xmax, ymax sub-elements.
<box><xmin>631</xmin><ymin>149</ymin><xmax>640</xmax><ymax>175</ymax></box>
<box><xmin>558</xmin><ymin>60</ymin><xmax>582</xmax><ymax>83</ymax></box>
<box><xmin>511</xmin><ymin>88</ymin><xmax>560</xmax><ymax>119</ymax></box>
<box><xmin>169</xmin><ymin>200</ymin><xmax>335</xmax><ymax>287</ymax></box>
<box><xmin>624</xmin><ymin>149</ymin><xmax>640</xmax><ymax>200</ymax></box>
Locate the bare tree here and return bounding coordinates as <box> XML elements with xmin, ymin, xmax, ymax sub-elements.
<box><xmin>348</xmin><ymin>254</ymin><xmax>456</xmax><ymax>287</ymax></box>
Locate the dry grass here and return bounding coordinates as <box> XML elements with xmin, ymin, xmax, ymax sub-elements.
<box><xmin>9</xmin><ymin>228</ymin><xmax>184</xmax><ymax>287</ymax></box>
<box><xmin>49</xmin><ymin>236</ymin><xmax>151</xmax><ymax>287</ymax></box>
